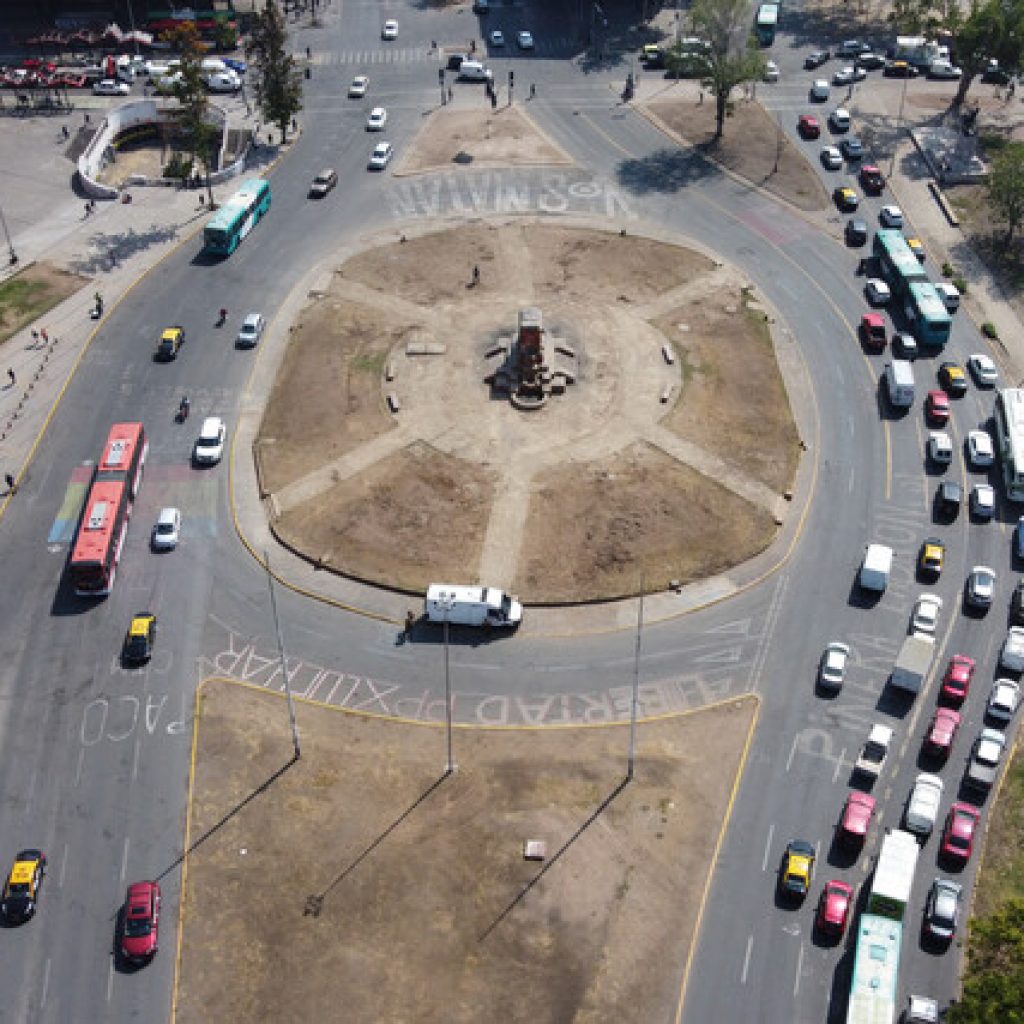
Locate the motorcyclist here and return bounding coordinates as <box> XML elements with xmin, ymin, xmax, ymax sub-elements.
<box><xmin>218</xmin><ymin>307</ymin><xmax>228</xmax><ymax>324</ymax></box>
<box><xmin>179</xmin><ymin>395</ymin><xmax>190</xmax><ymax>419</ymax></box>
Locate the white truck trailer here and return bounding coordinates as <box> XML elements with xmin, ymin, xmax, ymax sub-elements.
<box><xmin>890</xmin><ymin>632</ymin><xmax>935</xmax><ymax>694</ymax></box>
<box><xmin>424</xmin><ymin>584</ymin><xmax>523</xmax><ymax>628</ymax></box>
<box><xmin>868</xmin><ymin>828</ymin><xmax>920</xmax><ymax>920</ymax></box>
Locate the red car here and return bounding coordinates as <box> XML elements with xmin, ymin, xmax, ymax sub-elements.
<box><xmin>121</xmin><ymin>881</ymin><xmax>160</xmax><ymax>963</ymax></box>
<box><xmin>815</xmin><ymin>880</ymin><xmax>854</xmax><ymax>936</ymax></box>
<box><xmin>798</xmin><ymin>114</ymin><xmax>821</xmax><ymax>139</ymax></box>
<box><xmin>859</xmin><ymin>164</ymin><xmax>885</xmax><ymax>193</ymax></box>
<box><xmin>941</xmin><ymin>655</ymin><xmax>975</xmax><ymax>706</ymax></box>
<box><xmin>839</xmin><ymin>791</ymin><xmax>876</xmax><ymax>846</ymax></box>
<box><xmin>926</xmin><ymin>389</ymin><xmax>950</xmax><ymax>424</ymax></box>
<box><xmin>923</xmin><ymin>707</ymin><xmax>961</xmax><ymax>759</ymax></box>
<box><xmin>940</xmin><ymin>802</ymin><xmax>981</xmax><ymax>865</ymax></box>
<box><xmin>860</xmin><ymin>312</ymin><xmax>886</xmax><ymax>352</ymax></box>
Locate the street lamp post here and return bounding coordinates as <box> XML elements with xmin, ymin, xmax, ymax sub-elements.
<box><xmin>439</xmin><ymin>595</ymin><xmax>456</xmax><ymax>775</ymax></box>
<box><xmin>889</xmin><ymin>71</ymin><xmax>909</xmax><ymax>180</ymax></box>
<box><xmin>265</xmin><ymin>551</ymin><xmax>301</xmax><ymax>760</ymax></box>
<box><xmin>0</xmin><ymin>201</ymin><xmax>17</xmax><ymax>266</ymax></box>
<box><xmin>627</xmin><ymin>578</ymin><xmax>645</xmax><ymax>780</ymax></box>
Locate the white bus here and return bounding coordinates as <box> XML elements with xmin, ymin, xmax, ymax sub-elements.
<box><xmin>995</xmin><ymin>388</ymin><xmax>1024</xmax><ymax>501</ymax></box>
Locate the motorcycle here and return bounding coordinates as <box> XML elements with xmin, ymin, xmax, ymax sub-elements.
<box><xmin>177</xmin><ymin>396</ymin><xmax>190</xmax><ymax>423</ymax></box>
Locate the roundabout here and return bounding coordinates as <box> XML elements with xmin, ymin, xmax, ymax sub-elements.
<box><xmin>256</xmin><ymin>221</ymin><xmax>802</xmax><ymax>602</ymax></box>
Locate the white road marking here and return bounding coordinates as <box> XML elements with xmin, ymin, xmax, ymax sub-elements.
<box><xmin>107</xmin><ymin>961</ymin><xmax>114</xmax><ymax>1002</ymax></box>
<box><xmin>794</xmin><ymin>943</ymin><xmax>804</xmax><ymax>997</ymax></box>
<box><xmin>785</xmin><ymin>732</ymin><xmax>799</xmax><ymax>772</ymax></box>
<box><xmin>762</xmin><ymin>823</ymin><xmax>775</xmax><ymax>872</ymax></box>
<box><xmin>41</xmin><ymin>957</ymin><xmax>51</xmax><ymax>1007</ymax></box>
<box><xmin>26</xmin><ymin>765</ymin><xmax>37</xmax><ymax>812</ymax></box>
<box><xmin>58</xmin><ymin>843</ymin><xmax>68</xmax><ymax>889</ymax></box>
<box><xmin>74</xmin><ymin>746</ymin><xmax>85</xmax><ymax>788</ymax></box>
<box><xmin>120</xmin><ymin>836</ymin><xmax>130</xmax><ymax>882</ymax></box>
<box><xmin>132</xmin><ymin>736</ymin><xmax>141</xmax><ymax>781</ymax></box>
<box><xmin>741</xmin><ymin>934</ymin><xmax>753</xmax><ymax>984</ymax></box>
<box><xmin>832</xmin><ymin>747</ymin><xmax>846</xmax><ymax>783</ymax></box>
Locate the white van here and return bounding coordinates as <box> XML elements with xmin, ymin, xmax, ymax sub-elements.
<box><xmin>934</xmin><ymin>282</ymin><xmax>960</xmax><ymax>312</ymax></box>
<box><xmin>457</xmin><ymin>60</ymin><xmax>493</xmax><ymax>82</ymax></box>
<box><xmin>860</xmin><ymin>543</ymin><xmax>893</xmax><ymax>592</ymax></box>
<box><xmin>424</xmin><ymin>584</ymin><xmax>522</xmax><ymax>628</ymax></box>
<box><xmin>885</xmin><ymin>359</ymin><xmax>915</xmax><ymax>408</ymax></box>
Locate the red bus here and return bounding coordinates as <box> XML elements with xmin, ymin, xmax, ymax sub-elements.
<box><xmin>68</xmin><ymin>422</ymin><xmax>148</xmax><ymax>596</ymax></box>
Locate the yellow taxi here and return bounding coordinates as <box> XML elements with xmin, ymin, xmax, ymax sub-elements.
<box><xmin>123</xmin><ymin>612</ymin><xmax>157</xmax><ymax>664</ymax></box>
<box><xmin>919</xmin><ymin>537</ymin><xmax>945</xmax><ymax>578</ymax></box>
<box><xmin>2</xmin><ymin>849</ymin><xmax>46</xmax><ymax>922</ymax></box>
<box><xmin>833</xmin><ymin>186</ymin><xmax>859</xmax><ymax>212</ymax></box>
<box><xmin>906</xmin><ymin>237</ymin><xmax>925</xmax><ymax>261</ymax></box>
<box><xmin>155</xmin><ymin>325</ymin><xmax>186</xmax><ymax>361</ymax></box>
<box><xmin>779</xmin><ymin>840</ymin><xmax>815</xmax><ymax>899</ymax></box>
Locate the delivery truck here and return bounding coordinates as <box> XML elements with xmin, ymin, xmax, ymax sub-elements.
<box><xmin>859</xmin><ymin>544</ymin><xmax>893</xmax><ymax>592</ymax></box>
<box><xmin>424</xmin><ymin>584</ymin><xmax>523</xmax><ymax>628</ymax></box>
<box><xmin>890</xmin><ymin>632</ymin><xmax>935</xmax><ymax>694</ymax></box>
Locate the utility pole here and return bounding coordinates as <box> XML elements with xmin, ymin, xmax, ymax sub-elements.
<box><xmin>0</xmin><ymin>201</ymin><xmax>17</xmax><ymax>266</ymax></box>
<box><xmin>441</xmin><ymin>596</ymin><xmax>456</xmax><ymax>774</ymax></box>
<box><xmin>627</xmin><ymin>577</ymin><xmax>644</xmax><ymax>780</ymax></box>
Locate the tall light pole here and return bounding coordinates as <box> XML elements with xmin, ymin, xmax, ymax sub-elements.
<box><xmin>265</xmin><ymin>551</ymin><xmax>301</xmax><ymax>759</ymax></box>
<box><xmin>889</xmin><ymin>71</ymin><xmax>910</xmax><ymax>180</ymax></box>
<box><xmin>439</xmin><ymin>594</ymin><xmax>456</xmax><ymax>775</ymax></box>
<box><xmin>627</xmin><ymin>577</ymin><xmax>644</xmax><ymax>780</ymax></box>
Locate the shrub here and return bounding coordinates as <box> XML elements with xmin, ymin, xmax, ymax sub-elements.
<box><xmin>982</xmin><ymin>322</ymin><xmax>999</xmax><ymax>339</ymax></box>
<box><xmin>953</xmin><ymin>276</ymin><xmax>968</xmax><ymax>294</ymax></box>
<box><xmin>942</xmin><ymin>261</ymin><xmax>955</xmax><ymax>278</ymax></box>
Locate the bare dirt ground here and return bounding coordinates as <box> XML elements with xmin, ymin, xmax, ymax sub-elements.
<box><xmin>0</xmin><ymin>262</ymin><xmax>89</xmax><ymax>344</ymax></box>
<box><xmin>515</xmin><ymin>442</ymin><xmax>775</xmax><ymax>600</ymax></box>
<box><xmin>656</xmin><ymin>290</ymin><xmax>800</xmax><ymax>493</ymax></box>
<box><xmin>399</xmin><ymin>106</ymin><xmax>574</xmax><ymax>174</ymax></box>
<box><xmin>176</xmin><ymin>683</ymin><xmax>758</xmax><ymax>1024</ymax></box>
<box><xmin>646</xmin><ymin>93</ymin><xmax>830</xmax><ymax>213</ymax></box>
<box><xmin>257</xmin><ymin>224</ymin><xmax>799</xmax><ymax>601</ymax></box>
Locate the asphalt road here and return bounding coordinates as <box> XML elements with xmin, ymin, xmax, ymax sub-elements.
<box><xmin>0</xmin><ymin>2</ymin><xmax>1016</xmax><ymax>1022</ymax></box>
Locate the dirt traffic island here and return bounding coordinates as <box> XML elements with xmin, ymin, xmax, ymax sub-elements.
<box><xmin>175</xmin><ymin>682</ymin><xmax>758</xmax><ymax>1024</ymax></box>
<box><xmin>256</xmin><ymin>223</ymin><xmax>801</xmax><ymax>602</ymax></box>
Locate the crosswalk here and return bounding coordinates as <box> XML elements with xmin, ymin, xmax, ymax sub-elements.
<box><xmin>318</xmin><ymin>38</ymin><xmax>579</xmax><ymax>66</ymax></box>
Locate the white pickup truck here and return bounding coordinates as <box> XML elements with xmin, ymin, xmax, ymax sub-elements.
<box><xmin>1000</xmin><ymin>627</ymin><xmax>1024</xmax><ymax>672</ymax></box>
<box><xmin>854</xmin><ymin>724</ymin><xmax>893</xmax><ymax>781</ymax></box>
<box><xmin>905</xmin><ymin>773</ymin><xmax>944</xmax><ymax>837</ymax></box>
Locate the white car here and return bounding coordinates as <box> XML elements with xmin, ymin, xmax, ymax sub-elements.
<box><xmin>987</xmin><ymin>679</ymin><xmax>1021</xmax><ymax>722</ymax></box>
<box><xmin>381</xmin><ymin>19</ymin><xmax>398</xmax><ymax>40</ymax></box>
<box><xmin>236</xmin><ymin>312</ymin><xmax>266</xmax><ymax>348</ymax></box>
<box><xmin>368</xmin><ymin>141</ymin><xmax>393</xmax><ymax>170</ymax></box>
<box><xmin>151</xmin><ymin>507</ymin><xmax>181</xmax><ymax>551</ymax></box>
<box><xmin>194</xmin><ymin>416</ymin><xmax>226</xmax><ymax>465</ymax></box>
<box><xmin>517</xmin><ymin>30</ymin><xmax>535</xmax><ymax>49</ymax></box>
<box><xmin>971</xmin><ymin>483</ymin><xmax>996</xmax><ymax>519</ymax></box>
<box><xmin>763</xmin><ymin>60</ymin><xmax>779</xmax><ymax>82</ymax></box>
<box><xmin>205</xmin><ymin>70</ymin><xmax>240</xmax><ymax>93</ymax></box>
<box><xmin>879</xmin><ymin>204</ymin><xmax>904</xmax><ymax>228</ymax></box>
<box><xmin>911</xmin><ymin>593</ymin><xmax>943</xmax><ymax>634</ymax></box>
<box><xmin>490</xmin><ymin>30</ymin><xmax>505</xmax><ymax>47</ymax></box>
<box><xmin>929</xmin><ymin>59</ymin><xmax>963</xmax><ymax>79</ymax></box>
<box><xmin>935</xmin><ymin>281</ymin><xmax>960</xmax><ymax>311</ymax></box>
<box><xmin>968</xmin><ymin>353</ymin><xmax>998</xmax><ymax>387</ymax></box>
<box><xmin>833</xmin><ymin>65</ymin><xmax>866</xmax><ymax>85</ymax></box>
<box><xmin>829</xmin><ymin>107</ymin><xmax>851</xmax><ymax>131</ymax></box>
<box><xmin>966</xmin><ymin>566</ymin><xmax>997</xmax><ymax>609</ymax></box>
<box><xmin>821</xmin><ymin>146</ymin><xmax>842</xmax><ymax>170</ymax></box>
<box><xmin>865</xmin><ymin>278</ymin><xmax>891</xmax><ymax>304</ymax></box>
<box><xmin>93</xmin><ymin>78</ymin><xmax>130</xmax><ymax>96</ymax></box>
<box><xmin>905</xmin><ymin>772</ymin><xmax>944</xmax><ymax>836</ymax></box>
<box><xmin>366</xmin><ymin>107</ymin><xmax>387</xmax><ymax>131</ymax></box>
<box><xmin>819</xmin><ymin>641</ymin><xmax>850</xmax><ymax>690</ymax></box>
<box><xmin>928</xmin><ymin>431</ymin><xmax>952</xmax><ymax>465</ymax></box>
<box><xmin>349</xmin><ymin>75</ymin><xmax>369</xmax><ymax>98</ymax></box>
<box><xmin>810</xmin><ymin>78</ymin><xmax>830</xmax><ymax>100</ymax></box>
<box><xmin>967</xmin><ymin>429</ymin><xmax>995</xmax><ymax>468</ymax></box>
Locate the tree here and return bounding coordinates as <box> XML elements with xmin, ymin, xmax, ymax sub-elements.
<box><xmin>688</xmin><ymin>0</ymin><xmax>766</xmax><ymax>140</ymax></box>
<box><xmin>246</xmin><ymin>0</ymin><xmax>303</xmax><ymax>143</ymax></box>
<box><xmin>947</xmin><ymin>901</ymin><xmax>1024</xmax><ymax>1024</ymax></box>
<box><xmin>989</xmin><ymin>142</ymin><xmax>1024</xmax><ymax>243</ymax></box>
<box><xmin>164</xmin><ymin>22</ymin><xmax>218</xmax><ymax>208</ymax></box>
<box><xmin>952</xmin><ymin>0</ymin><xmax>1024</xmax><ymax>107</ymax></box>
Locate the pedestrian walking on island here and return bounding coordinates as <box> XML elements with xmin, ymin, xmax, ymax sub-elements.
<box><xmin>472</xmin><ymin>265</ymin><xmax>480</xmax><ymax>286</ymax></box>
<box><xmin>6</xmin><ymin>368</ymin><xmax>14</xmax><ymax>387</ymax></box>
<box><xmin>4</xmin><ymin>474</ymin><xmax>16</xmax><ymax>495</ymax></box>
<box><xmin>40</xmin><ymin>328</ymin><xmax>48</xmax><ymax>345</ymax></box>
<box><xmin>31</xmin><ymin>329</ymin><xmax>39</xmax><ymax>346</ymax></box>
<box><xmin>448</xmin><ymin>86</ymin><xmax>453</xmax><ymax>102</ymax></box>
<box><xmin>61</xmin><ymin>124</ymin><xmax>69</xmax><ymax>140</ymax></box>
<box><xmin>84</xmin><ymin>202</ymin><xmax>91</xmax><ymax>218</ymax></box>
<box><xmin>530</xmin><ymin>82</ymin><xmax>536</xmax><ymax>99</ymax></box>
<box><xmin>404</xmin><ymin>610</ymin><xmax>415</xmax><ymax>640</ymax></box>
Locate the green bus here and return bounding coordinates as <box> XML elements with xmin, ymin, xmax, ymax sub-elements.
<box><xmin>203</xmin><ymin>178</ymin><xmax>271</xmax><ymax>256</ymax></box>
<box><xmin>904</xmin><ymin>280</ymin><xmax>952</xmax><ymax>348</ymax></box>
<box><xmin>872</xmin><ymin>229</ymin><xmax>927</xmax><ymax>297</ymax></box>
<box><xmin>755</xmin><ymin>3</ymin><xmax>779</xmax><ymax>46</ymax></box>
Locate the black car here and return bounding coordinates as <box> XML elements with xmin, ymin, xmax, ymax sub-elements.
<box><xmin>856</xmin><ymin>52</ymin><xmax>886</xmax><ymax>69</ymax></box>
<box><xmin>840</xmin><ymin>137</ymin><xmax>865</xmax><ymax>160</ymax></box>
<box><xmin>893</xmin><ymin>332</ymin><xmax>918</xmax><ymax>359</ymax></box>
<box><xmin>935</xmin><ymin>480</ymin><xmax>962</xmax><ymax>520</ymax></box>
<box><xmin>836</xmin><ymin>40</ymin><xmax>871</xmax><ymax>58</ymax></box>
<box><xmin>845</xmin><ymin>218</ymin><xmax>868</xmax><ymax>246</ymax></box>
<box><xmin>804</xmin><ymin>50</ymin><xmax>829</xmax><ymax>69</ymax></box>
<box><xmin>981</xmin><ymin>60</ymin><xmax>1011</xmax><ymax>84</ymax></box>
<box><xmin>1011</xmin><ymin>580</ymin><xmax>1024</xmax><ymax>625</ymax></box>
<box><xmin>446</xmin><ymin>53</ymin><xmax>467</xmax><ymax>71</ymax></box>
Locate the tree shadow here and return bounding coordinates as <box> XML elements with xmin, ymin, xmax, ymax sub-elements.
<box><xmin>617</xmin><ymin>147</ymin><xmax>721</xmax><ymax>195</ymax></box>
<box><xmin>157</xmin><ymin>753</ymin><xmax>299</xmax><ymax>880</ymax></box>
<box><xmin>66</xmin><ymin>224</ymin><xmax>183</xmax><ymax>275</ymax></box>
<box><xmin>477</xmin><ymin>775</ymin><xmax>630</xmax><ymax>942</ymax></box>
<box><xmin>302</xmin><ymin>771</ymin><xmax>452</xmax><ymax>918</ymax></box>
